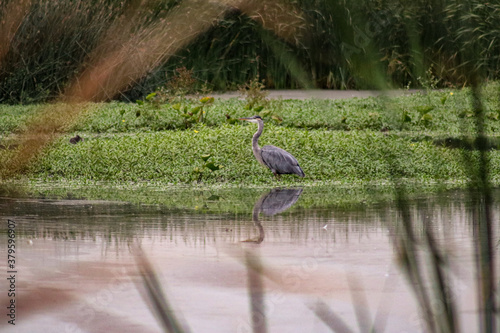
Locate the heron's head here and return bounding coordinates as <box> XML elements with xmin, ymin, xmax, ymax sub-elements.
<box><xmin>239</xmin><ymin>115</ymin><xmax>262</xmax><ymax>124</ymax></box>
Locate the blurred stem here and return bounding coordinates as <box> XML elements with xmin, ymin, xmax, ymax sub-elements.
<box><xmin>402</xmin><ymin>5</ymin><xmax>424</xmax><ymax>83</ymax></box>
<box><xmin>258</xmin><ymin>26</ymin><xmax>314</xmax><ymax>89</ymax></box>
<box><xmin>468</xmin><ymin>85</ymin><xmax>496</xmax><ymax>333</ymax></box>
<box><xmin>421</xmin><ymin>206</ymin><xmax>458</xmax><ymax>333</ymax></box>
<box><xmin>133</xmin><ymin>245</ymin><xmax>190</xmax><ymax>333</ymax></box>
<box><xmin>310</xmin><ymin>300</ymin><xmax>355</xmax><ymax>333</ymax></box>
<box><xmin>245</xmin><ymin>249</ymin><xmax>268</xmax><ymax>333</ymax></box>
<box><xmin>392</xmin><ymin>183</ymin><xmax>436</xmax><ymax>332</ymax></box>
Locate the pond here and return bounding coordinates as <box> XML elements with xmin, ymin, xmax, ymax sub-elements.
<box><xmin>0</xmin><ymin>186</ymin><xmax>497</xmax><ymax>333</ymax></box>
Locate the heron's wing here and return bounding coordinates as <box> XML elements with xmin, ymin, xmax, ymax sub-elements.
<box><xmin>259</xmin><ymin>188</ymin><xmax>303</xmax><ymax>216</ymax></box>
<box><xmin>261</xmin><ymin>145</ymin><xmax>305</xmax><ymax>176</ymax></box>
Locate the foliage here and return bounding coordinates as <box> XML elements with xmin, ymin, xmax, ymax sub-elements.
<box><xmin>2</xmin><ymin>84</ymin><xmax>500</xmax><ymax>187</ymax></box>
<box><xmin>2</xmin><ymin>1</ymin><xmax>499</xmax><ymax>331</ymax></box>
<box><xmin>153</xmin><ymin>67</ymin><xmax>210</xmax><ymax>103</ymax></box>
<box><xmin>237</xmin><ymin>76</ymin><xmax>283</xmax><ymax>124</ymax></box>
<box><xmin>18</xmin><ymin>120</ymin><xmax>494</xmax><ymax>186</ymax></box>
<box><xmin>192</xmin><ymin>153</ymin><xmax>223</xmax><ymax>182</ymax></box>
<box><xmin>2</xmin><ymin>1</ymin><xmax>500</xmax><ymax>102</ymax></box>
<box><xmin>164</xmin><ymin>67</ymin><xmax>198</xmax><ymax>98</ymax></box>
<box><xmin>238</xmin><ymin>76</ymin><xmax>269</xmax><ymax>110</ymax></box>
<box><xmin>70</xmin><ymin>84</ymin><xmax>500</xmax><ymax>135</ymax></box>
<box><xmin>4</xmin><ymin>83</ymin><xmax>500</xmax><ymax>135</ymax></box>
<box><xmin>171</xmin><ymin>96</ymin><xmax>214</xmax><ymax>128</ymax></box>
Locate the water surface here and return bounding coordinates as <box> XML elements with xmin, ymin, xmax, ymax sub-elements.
<box><xmin>0</xmin><ymin>187</ymin><xmax>497</xmax><ymax>332</ymax></box>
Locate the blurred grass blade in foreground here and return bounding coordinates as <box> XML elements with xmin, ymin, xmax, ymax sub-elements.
<box><xmin>133</xmin><ymin>245</ymin><xmax>190</xmax><ymax>333</ymax></box>
<box><xmin>245</xmin><ymin>249</ymin><xmax>268</xmax><ymax>333</ymax></box>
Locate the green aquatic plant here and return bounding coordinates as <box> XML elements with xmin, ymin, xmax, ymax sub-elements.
<box><xmin>3</xmin><ymin>86</ymin><xmax>500</xmax><ymax>135</ymax></box>
<box><xmin>192</xmin><ymin>153</ymin><xmax>223</xmax><ymax>182</ymax></box>
<box><xmin>136</xmin><ymin>92</ymin><xmax>161</xmax><ymax>108</ymax></box>
<box><xmin>172</xmin><ymin>96</ymin><xmax>214</xmax><ymax>128</ymax></box>
<box><xmin>2</xmin><ymin>85</ymin><xmax>500</xmax><ymax>187</ymax></box>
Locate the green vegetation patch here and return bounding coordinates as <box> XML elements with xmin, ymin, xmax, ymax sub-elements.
<box><xmin>3</xmin><ymin>86</ymin><xmax>499</xmax><ymax>135</ymax></box>
<box><xmin>2</xmin><ymin>86</ymin><xmax>500</xmax><ymax>188</ymax></box>
<box><xmin>21</xmin><ymin>180</ymin><xmax>460</xmax><ymax>216</ymax></box>
<box><xmin>29</xmin><ymin>126</ymin><xmax>475</xmax><ymax>185</ymax></box>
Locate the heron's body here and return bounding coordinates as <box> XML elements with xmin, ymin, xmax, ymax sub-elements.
<box><xmin>240</xmin><ymin>116</ymin><xmax>305</xmax><ymax>179</ymax></box>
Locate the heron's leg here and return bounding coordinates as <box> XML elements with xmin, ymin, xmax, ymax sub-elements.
<box><xmin>273</xmin><ymin>172</ymin><xmax>281</xmax><ymax>181</ymax></box>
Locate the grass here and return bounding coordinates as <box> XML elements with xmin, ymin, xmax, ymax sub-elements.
<box><xmin>1</xmin><ymin>84</ymin><xmax>500</xmax><ymax>188</ymax></box>
<box><xmin>28</xmin><ymin>128</ymin><xmax>471</xmax><ymax>184</ymax></box>
<box><xmin>3</xmin><ymin>84</ymin><xmax>500</xmax><ymax>135</ymax></box>
<box><xmin>2</xmin><ymin>1</ymin><xmax>500</xmax><ymax>103</ymax></box>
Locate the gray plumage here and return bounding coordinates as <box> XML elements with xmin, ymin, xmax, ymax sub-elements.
<box><xmin>239</xmin><ymin>115</ymin><xmax>305</xmax><ymax>179</ymax></box>
<box><xmin>257</xmin><ymin>187</ymin><xmax>303</xmax><ymax>216</ymax></box>
<box><xmin>244</xmin><ymin>187</ymin><xmax>303</xmax><ymax>243</ymax></box>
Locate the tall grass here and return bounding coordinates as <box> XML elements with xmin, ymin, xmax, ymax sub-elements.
<box><xmin>0</xmin><ymin>0</ymin><xmax>124</xmax><ymax>103</ymax></box>
<box><xmin>2</xmin><ymin>1</ymin><xmax>500</xmax><ymax>103</ymax></box>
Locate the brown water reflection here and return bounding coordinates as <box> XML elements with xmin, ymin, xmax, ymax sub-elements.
<box><xmin>0</xmin><ymin>188</ymin><xmax>497</xmax><ymax>332</ymax></box>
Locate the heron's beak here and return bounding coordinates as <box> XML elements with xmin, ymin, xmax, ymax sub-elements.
<box><xmin>238</xmin><ymin>117</ymin><xmax>251</xmax><ymax>121</ymax></box>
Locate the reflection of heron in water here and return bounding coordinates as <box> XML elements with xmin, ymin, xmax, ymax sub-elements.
<box><xmin>242</xmin><ymin>187</ymin><xmax>303</xmax><ymax>244</ymax></box>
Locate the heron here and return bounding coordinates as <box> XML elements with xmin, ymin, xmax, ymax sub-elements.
<box><xmin>239</xmin><ymin>115</ymin><xmax>305</xmax><ymax>179</ymax></box>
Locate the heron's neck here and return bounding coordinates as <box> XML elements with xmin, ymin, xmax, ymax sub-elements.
<box><xmin>252</xmin><ymin>121</ymin><xmax>264</xmax><ymax>152</ymax></box>
<box><xmin>252</xmin><ymin>120</ymin><xmax>264</xmax><ymax>151</ymax></box>
<box><xmin>252</xmin><ymin>120</ymin><xmax>265</xmax><ymax>165</ymax></box>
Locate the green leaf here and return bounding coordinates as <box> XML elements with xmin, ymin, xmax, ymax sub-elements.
<box><xmin>171</xmin><ymin>103</ymin><xmax>181</xmax><ymax>111</ymax></box>
<box><xmin>259</xmin><ymin>110</ymin><xmax>271</xmax><ymax>117</ymax></box>
<box><xmin>402</xmin><ymin>111</ymin><xmax>412</xmax><ymax>123</ymax></box>
<box><xmin>254</xmin><ymin>106</ymin><xmax>264</xmax><ymax>112</ymax></box>
<box><xmin>146</xmin><ymin>92</ymin><xmax>157</xmax><ymax>101</ymax></box>
<box><xmin>421</xmin><ymin>113</ymin><xmax>433</xmax><ymax>122</ymax></box>
<box><xmin>136</xmin><ymin>100</ymin><xmax>144</xmax><ymax>106</ymax></box>
<box><xmin>487</xmin><ymin>112</ymin><xmax>499</xmax><ymax>120</ymax></box>
<box><xmin>205</xmin><ymin>162</ymin><xmax>220</xmax><ymax>171</ymax></box>
<box><xmin>200</xmin><ymin>96</ymin><xmax>214</xmax><ymax>104</ymax></box>
<box><xmin>191</xmin><ymin>106</ymin><xmax>202</xmax><ymax>114</ymax></box>
<box><xmin>271</xmin><ymin>115</ymin><xmax>283</xmax><ymax>123</ymax></box>
<box><xmin>201</xmin><ymin>154</ymin><xmax>211</xmax><ymax>162</ymax></box>
<box><xmin>416</xmin><ymin>105</ymin><xmax>434</xmax><ymax>115</ymax></box>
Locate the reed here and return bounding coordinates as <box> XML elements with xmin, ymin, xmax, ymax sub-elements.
<box><xmin>2</xmin><ymin>1</ymin><xmax>500</xmax><ymax>103</ymax></box>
